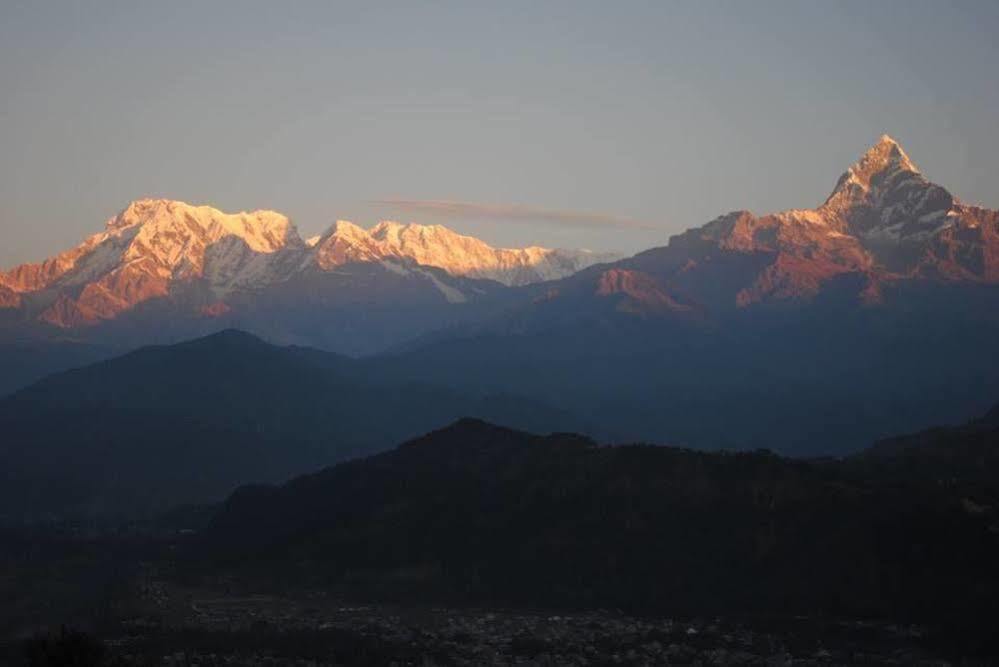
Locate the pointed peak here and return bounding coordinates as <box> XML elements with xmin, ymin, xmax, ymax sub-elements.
<box><xmin>877</xmin><ymin>133</ymin><xmax>900</xmax><ymax>147</ymax></box>
<box><xmin>857</xmin><ymin>134</ymin><xmax>918</xmax><ymax>175</ymax></box>
<box><xmin>823</xmin><ymin>135</ymin><xmax>921</xmax><ymax>207</ymax></box>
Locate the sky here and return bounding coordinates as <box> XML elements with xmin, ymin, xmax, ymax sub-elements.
<box><xmin>1</xmin><ymin>1</ymin><xmax>998</xmax><ymax>267</ymax></box>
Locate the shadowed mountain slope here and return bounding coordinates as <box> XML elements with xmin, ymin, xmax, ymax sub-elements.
<box><xmin>0</xmin><ymin>331</ymin><xmax>579</xmax><ymax>519</ymax></box>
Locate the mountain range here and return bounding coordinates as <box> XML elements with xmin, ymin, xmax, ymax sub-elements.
<box><xmin>4</xmin><ymin>135</ymin><xmax>993</xmax><ymax>339</ymax></box>
<box><xmin>0</xmin><ymin>199</ymin><xmax>612</xmax><ymax>354</ymax></box>
<box><xmin>2</xmin><ymin>135</ymin><xmax>998</xmax><ymax>454</ymax></box>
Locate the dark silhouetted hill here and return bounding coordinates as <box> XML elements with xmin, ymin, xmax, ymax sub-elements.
<box><xmin>0</xmin><ymin>331</ymin><xmax>580</xmax><ymax>519</ymax></box>
<box><xmin>201</xmin><ymin>414</ymin><xmax>999</xmax><ymax>652</ymax></box>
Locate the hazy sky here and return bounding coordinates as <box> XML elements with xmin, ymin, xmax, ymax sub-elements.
<box><xmin>2</xmin><ymin>1</ymin><xmax>998</xmax><ymax>267</ymax></box>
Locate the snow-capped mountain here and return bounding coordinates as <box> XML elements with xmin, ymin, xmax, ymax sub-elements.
<box><xmin>0</xmin><ymin>199</ymin><xmax>609</xmax><ymax>330</ymax></box>
<box><xmin>597</xmin><ymin>134</ymin><xmax>999</xmax><ymax>313</ymax></box>
<box><xmin>396</xmin><ymin>134</ymin><xmax>997</xmax><ymax>349</ymax></box>
<box><xmin>0</xmin><ymin>199</ymin><xmax>305</xmax><ymax>328</ymax></box>
<box><xmin>312</xmin><ymin>219</ymin><xmax>614</xmax><ymax>286</ymax></box>
<box><xmin>2</xmin><ymin>134</ymin><xmax>994</xmax><ymax>360</ymax></box>
<box><xmin>822</xmin><ymin>135</ymin><xmax>999</xmax><ymax>281</ymax></box>
<box><xmin>371</xmin><ymin>136</ymin><xmax>999</xmax><ymax>456</ymax></box>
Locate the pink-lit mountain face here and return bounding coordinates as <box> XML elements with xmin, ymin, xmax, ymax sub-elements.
<box><xmin>0</xmin><ymin>200</ymin><xmax>304</xmax><ymax>328</ymax></box>
<box><xmin>583</xmin><ymin>135</ymin><xmax>998</xmax><ymax>315</ymax></box>
<box><xmin>0</xmin><ymin>136</ymin><xmax>995</xmax><ymax>354</ymax></box>
<box><xmin>0</xmin><ymin>199</ymin><xmax>612</xmax><ymax>332</ymax></box>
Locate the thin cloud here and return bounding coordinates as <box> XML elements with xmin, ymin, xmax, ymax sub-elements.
<box><xmin>369</xmin><ymin>199</ymin><xmax>657</xmax><ymax>231</ymax></box>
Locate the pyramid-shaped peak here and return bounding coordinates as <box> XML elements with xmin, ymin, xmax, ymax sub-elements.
<box><xmin>823</xmin><ymin>135</ymin><xmax>922</xmax><ymax>208</ymax></box>
<box><xmin>856</xmin><ymin>134</ymin><xmax>918</xmax><ymax>175</ymax></box>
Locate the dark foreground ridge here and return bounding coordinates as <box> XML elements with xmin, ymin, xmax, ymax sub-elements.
<box><xmin>199</xmin><ymin>414</ymin><xmax>999</xmax><ymax>656</ymax></box>
<box><xmin>2</xmin><ymin>412</ymin><xmax>998</xmax><ymax>663</ymax></box>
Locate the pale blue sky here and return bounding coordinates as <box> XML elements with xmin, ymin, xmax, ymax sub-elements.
<box><xmin>2</xmin><ymin>1</ymin><xmax>998</xmax><ymax>266</ymax></box>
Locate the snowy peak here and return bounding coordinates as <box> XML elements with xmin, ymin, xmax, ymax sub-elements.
<box><xmin>839</xmin><ymin>135</ymin><xmax>918</xmax><ymax>190</ymax></box>
<box><xmin>369</xmin><ymin>220</ymin><xmax>408</xmax><ymax>241</ymax></box>
<box><xmin>654</xmin><ymin>135</ymin><xmax>999</xmax><ymax>309</ymax></box>
<box><xmin>862</xmin><ymin>134</ymin><xmax>918</xmax><ymax>177</ymax></box>
<box><xmin>313</xmin><ymin>220</ymin><xmax>387</xmax><ymax>269</ymax></box>
<box><xmin>823</xmin><ymin>135</ymin><xmax>927</xmax><ymax>211</ymax></box>
<box><xmin>83</xmin><ymin>199</ymin><xmax>304</xmax><ymax>290</ymax></box>
<box><xmin>0</xmin><ymin>199</ymin><xmax>307</xmax><ymax>326</ymax></box>
<box><xmin>110</xmin><ymin>198</ymin><xmax>301</xmax><ymax>256</ymax></box>
<box><xmin>327</xmin><ymin>219</ymin><xmax>369</xmax><ymax>239</ymax></box>
<box><xmin>812</xmin><ymin>135</ymin><xmax>959</xmax><ymax>247</ymax></box>
<box><xmin>0</xmin><ymin>199</ymin><xmax>611</xmax><ymax>329</ymax></box>
<box><xmin>313</xmin><ymin>220</ymin><xmax>615</xmax><ymax>286</ymax></box>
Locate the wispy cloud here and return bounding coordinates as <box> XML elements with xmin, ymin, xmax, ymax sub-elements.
<box><xmin>369</xmin><ymin>199</ymin><xmax>656</xmax><ymax>231</ymax></box>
